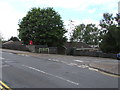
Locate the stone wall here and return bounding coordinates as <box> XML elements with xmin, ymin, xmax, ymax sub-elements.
<box><xmin>2</xmin><ymin>44</ymin><xmax>57</xmax><ymax>54</ymax></box>
<box><xmin>2</xmin><ymin>44</ymin><xmax>29</xmax><ymax>51</ymax></box>
<box><xmin>49</xmin><ymin>47</ymin><xmax>57</xmax><ymax>54</ymax></box>
<box><xmin>73</xmin><ymin>48</ymin><xmax>117</xmax><ymax>59</ymax></box>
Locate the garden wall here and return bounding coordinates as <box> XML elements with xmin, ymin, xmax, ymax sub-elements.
<box><xmin>73</xmin><ymin>48</ymin><xmax>117</xmax><ymax>59</ymax></box>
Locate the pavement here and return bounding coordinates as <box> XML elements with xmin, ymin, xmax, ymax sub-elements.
<box><xmin>1</xmin><ymin>48</ymin><xmax>120</xmax><ymax>76</ymax></box>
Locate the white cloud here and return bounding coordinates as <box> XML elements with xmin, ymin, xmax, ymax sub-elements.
<box><xmin>0</xmin><ymin>0</ymin><xmax>119</xmax><ymax>40</ymax></box>
<box><xmin>20</xmin><ymin>0</ymin><xmax>86</xmax><ymax>12</ymax></box>
<box><xmin>5</xmin><ymin>0</ymin><xmax>119</xmax><ymax>11</ymax></box>
<box><xmin>88</xmin><ymin>8</ymin><xmax>96</xmax><ymax>14</ymax></box>
<box><xmin>0</xmin><ymin>1</ymin><xmax>25</xmax><ymax>40</ymax></box>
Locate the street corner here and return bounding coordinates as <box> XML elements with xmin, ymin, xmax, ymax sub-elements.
<box><xmin>89</xmin><ymin>63</ymin><xmax>120</xmax><ymax>77</ymax></box>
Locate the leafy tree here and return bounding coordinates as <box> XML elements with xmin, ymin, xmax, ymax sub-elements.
<box><xmin>8</xmin><ymin>36</ymin><xmax>19</xmax><ymax>41</ymax></box>
<box><xmin>99</xmin><ymin>13</ymin><xmax>120</xmax><ymax>53</ymax></box>
<box><xmin>0</xmin><ymin>32</ymin><xmax>4</xmax><ymax>43</ymax></box>
<box><xmin>0</xmin><ymin>33</ymin><xmax>2</xmax><ymax>44</ymax></box>
<box><xmin>18</xmin><ymin>7</ymin><xmax>67</xmax><ymax>46</ymax></box>
<box><xmin>115</xmin><ymin>13</ymin><xmax>120</xmax><ymax>27</ymax></box>
<box><xmin>99</xmin><ymin>13</ymin><xmax>116</xmax><ymax>41</ymax></box>
<box><xmin>0</xmin><ymin>33</ymin><xmax>2</xmax><ymax>42</ymax></box>
<box><xmin>70</xmin><ymin>24</ymin><xmax>100</xmax><ymax>46</ymax></box>
<box><xmin>99</xmin><ymin>26</ymin><xmax>120</xmax><ymax>53</ymax></box>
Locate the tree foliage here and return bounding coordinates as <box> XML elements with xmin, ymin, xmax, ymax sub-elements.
<box><xmin>99</xmin><ymin>13</ymin><xmax>116</xmax><ymax>41</ymax></box>
<box><xmin>99</xmin><ymin>13</ymin><xmax>120</xmax><ymax>53</ymax></box>
<box><xmin>70</xmin><ymin>24</ymin><xmax>100</xmax><ymax>46</ymax></box>
<box><xmin>0</xmin><ymin>33</ymin><xmax>2</xmax><ymax>42</ymax></box>
<box><xmin>18</xmin><ymin>7</ymin><xmax>67</xmax><ymax>46</ymax></box>
<box><xmin>0</xmin><ymin>32</ymin><xmax>4</xmax><ymax>43</ymax></box>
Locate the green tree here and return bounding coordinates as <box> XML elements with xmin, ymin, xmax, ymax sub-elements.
<box><xmin>99</xmin><ymin>13</ymin><xmax>116</xmax><ymax>41</ymax></box>
<box><xmin>99</xmin><ymin>25</ymin><xmax>120</xmax><ymax>53</ymax></box>
<box><xmin>70</xmin><ymin>24</ymin><xmax>100</xmax><ymax>46</ymax></box>
<box><xmin>8</xmin><ymin>36</ymin><xmax>19</xmax><ymax>41</ymax></box>
<box><xmin>0</xmin><ymin>33</ymin><xmax>2</xmax><ymax>44</ymax></box>
<box><xmin>18</xmin><ymin>7</ymin><xmax>67</xmax><ymax>46</ymax></box>
<box><xmin>0</xmin><ymin>32</ymin><xmax>4</xmax><ymax>43</ymax></box>
<box><xmin>99</xmin><ymin>13</ymin><xmax>120</xmax><ymax>53</ymax></box>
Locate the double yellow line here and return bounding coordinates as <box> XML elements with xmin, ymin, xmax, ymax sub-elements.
<box><xmin>0</xmin><ymin>81</ymin><xmax>12</xmax><ymax>90</ymax></box>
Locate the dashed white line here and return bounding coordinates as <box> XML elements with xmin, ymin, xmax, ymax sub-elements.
<box><xmin>74</xmin><ymin>60</ymin><xmax>83</xmax><ymax>63</ymax></box>
<box><xmin>18</xmin><ymin>54</ymin><xmax>30</xmax><ymax>57</ymax></box>
<box><xmin>48</xmin><ymin>59</ymin><xmax>59</xmax><ymax>62</ymax></box>
<box><xmin>0</xmin><ymin>57</ymin><xmax>5</xmax><ymax>60</ymax></box>
<box><xmin>8</xmin><ymin>53</ymin><xmax>13</xmax><ymax>54</ymax></box>
<box><xmin>22</xmin><ymin>65</ymin><xmax>79</xmax><ymax>86</ymax></box>
<box><xmin>1</xmin><ymin>65</ymin><xmax>10</xmax><ymax>68</ymax></box>
<box><xmin>67</xmin><ymin>63</ymin><xmax>77</xmax><ymax>66</ymax></box>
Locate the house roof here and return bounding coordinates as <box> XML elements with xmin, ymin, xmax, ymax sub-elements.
<box><xmin>3</xmin><ymin>41</ymin><xmax>22</xmax><ymax>45</ymax></box>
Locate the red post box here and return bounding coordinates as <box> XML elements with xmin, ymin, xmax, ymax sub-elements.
<box><xmin>29</xmin><ymin>40</ymin><xmax>33</xmax><ymax>45</ymax></box>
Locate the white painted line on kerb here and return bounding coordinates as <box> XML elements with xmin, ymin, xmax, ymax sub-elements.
<box><xmin>22</xmin><ymin>65</ymin><xmax>79</xmax><ymax>86</ymax></box>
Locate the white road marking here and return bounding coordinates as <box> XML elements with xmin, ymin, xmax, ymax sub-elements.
<box><xmin>88</xmin><ymin>67</ymin><xmax>98</xmax><ymax>71</ymax></box>
<box><xmin>48</xmin><ymin>59</ymin><xmax>88</xmax><ymax>68</ymax></box>
<box><xmin>0</xmin><ymin>57</ymin><xmax>5</xmax><ymax>60</ymax></box>
<box><xmin>4</xmin><ymin>61</ymin><xmax>15</xmax><ymax>63</ymax></box>
<box><xmin>24</xmin><ymin>55</ymin><xmax>30</xmax><ymax>57</ymax></box>
<box><xmin>67</xmin><ymin>63</ymin><xmax>77</xmax><ymax>66</ymax></box>
<box><xmin>74</xmin><ymin>60</ymin><xmax>83</xmax><ymax>63</ymax></box>
<box><xmin>8</xmin><ymin>53</ymin><xmax>13</xmax><ymax>54</ymax></box>
<box><xmin>1</xmin><ymin>65</ymin><xmax>10</xmax><ymax>68</ymax></box>
<box><xmin>78</xmin><ymin>65</ymin><xmax>89</xmax><ymax>68</ymax></box>
<box><xmin>18</xmin><ymin>54</ymin><xmax>30</xmax><ymax>57</ymax></box>
<box><xmin>22</xmin><ymin>65</ymin><xmax>79</xmax><ymax>86</ymax></box>
<box><xmin>48</xmin><ymin>59</ymin><xmax>59</xmax><ymax>62</ymax></box>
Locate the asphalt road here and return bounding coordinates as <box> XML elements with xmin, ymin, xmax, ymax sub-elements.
<box><xmin>1</xmin><ymin>52</ymin><xmax>119</xmax><ymax>88</ymax></box>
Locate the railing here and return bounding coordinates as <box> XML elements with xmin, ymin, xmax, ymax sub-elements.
<box><xmin>39</xmin><ymin>48</ymin><xmax>49</xmax><ymax>54</ymax></box>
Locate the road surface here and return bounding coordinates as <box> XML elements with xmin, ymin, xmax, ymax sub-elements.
<box><xmin>1</xmin><ymin>51</ymin><xmax>119</xmax><ymax>88</ymax></box>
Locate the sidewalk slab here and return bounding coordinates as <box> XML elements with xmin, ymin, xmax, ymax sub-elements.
<box><xmin>89</xmin><ymin>63</ymin><xmax>120</xmax><ymax>75</ymax></box>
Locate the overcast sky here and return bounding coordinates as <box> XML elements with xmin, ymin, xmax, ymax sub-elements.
<box><xmin>0</xmin><ymin>0</ymin><xmax>119</xmax><ymax>40</ymax></box>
